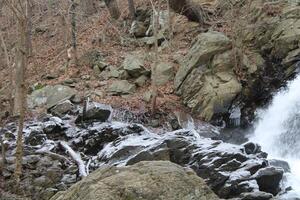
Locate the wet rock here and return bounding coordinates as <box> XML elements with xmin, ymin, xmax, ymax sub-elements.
<box><xmin>25</xmin><ymin>129</ymin><xmax>47</xmax><ymax>146</ymax></box>
<box><xmin>49</xmin><ymin>100</ymin><xmax>75</xmax><ymax>117</ymax></box>
<box><xmin>243</xmin><ymin>142</ymin><xmax>262</xmax><ymax>155</ymax></box>
<box><xmin>50</xmin><ymin>161</ymin><xmax>219</xmax><ymax>200</ymax></box>
<box><xmin>76</xmin><ymin>102</ymin><xmax>112</xmax><ymax>123</ymax></box>
<box><xmin>107</xmin><ymin>80</ymin><xmax>136</xmax><ymax>95</ymax></box>
<box><xmin>269</xmin><ymin>159</ymin><xmax>291</xmax><ymax>173</ymax></box>
<box><xmin>253</xmin><ymin>166</ymin><xmax>284</xmax><ymax>195</ymax></box>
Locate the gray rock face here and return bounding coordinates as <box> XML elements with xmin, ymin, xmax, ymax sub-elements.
<box><xmin>28</xmin><ymin>85</ymin><xmax>77</xmax><ymax>109</ymax></box>
<box><xmin>174</xmin><ymin>31</ymin><xmax>241</xmax><ymax>121</ymax></box>
<box><xmin>107</xmin><ymin>80</ymin><xmax>136</xmax><ymax>95</ymax></box>
<box><xmin>49</xmin><ymin>100</ymin><xmax>75</xmax><ymax>117</ymax></box>
<box><xmin>76</xmin><ymin>102</ymin><xmax>112</xmax><ymax>123</ymax></box>
<box><xmin>122</xmin><ymin>54</ymin><xmax>147</xmax><ymax>78</ymax></box>
<box><xmin>153</xmin><ymin>62</ymin><xmax>175</xmax><ymax>85</ymax></box>
<box><xmin>50</xmin><ymin>161</ymin><xmax>219</xmax><ymax>200</ymax></box>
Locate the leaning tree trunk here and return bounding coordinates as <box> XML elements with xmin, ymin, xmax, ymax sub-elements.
<box><xmin>104</xmin><ymin>0</ymin><xmax>120</xmax><ymax>19</ymax></box>
<box><xmin>26</xmin><ymin>0</ymin><xmax>33</xmax><ymax>56</ymax></box>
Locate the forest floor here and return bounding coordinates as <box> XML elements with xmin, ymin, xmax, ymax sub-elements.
<box><xmin>0</xmin><ymin>0</ymin><xmax>213</xmax><ymax>120</ymax></box>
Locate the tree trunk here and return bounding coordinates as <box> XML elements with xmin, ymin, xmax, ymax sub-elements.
<box><xmin>151</xmin><ymin>0</ymin><xmax>161</xmax><ymax>114</ymax></box>
<box><xmin>26</xmin><ymin>0</ymin><xmax>33</xmax><ymax>56</ymax></box>
<box><xmin>0</xmin><ymin>32</ymin><xmax>13</xmax><ymax>115</ymax></box>
<box><xmin>104</xmin><ymin>0</ymin><xmax>120</xmax><ymax>20</ymax></box>
<box><xmin>70</xmin><ymin>0</ymin><xmax>78</xmax><ymax>66</ymax></box>
<box><xmin>13</xmin><ymin>17</ymin><xmax>27</xmax><ymax>189</ymax></box>
<box><xmin>128</xmin><ymin>0</ymin><xmax>136</xmax><ymax>19</ymax></box>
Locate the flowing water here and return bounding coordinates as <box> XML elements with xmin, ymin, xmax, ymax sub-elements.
<box><xmin>251</xmin><ymin>75</ymin><xmax>300</xmax><ymax>198</ymax></box>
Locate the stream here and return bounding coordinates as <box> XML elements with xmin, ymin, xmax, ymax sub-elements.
<box><xmin>251</xmin><ymin>75</ymin><xmax>300</xmax><ymax>199</ymax></box>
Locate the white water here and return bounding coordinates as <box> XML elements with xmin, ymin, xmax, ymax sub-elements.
<box><xmin>251</xmin><ymin>75</ymin><xmax>300</xmax><ymax>198</ymax></box>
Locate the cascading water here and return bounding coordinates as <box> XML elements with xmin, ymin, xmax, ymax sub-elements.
<box><xmin>251</xmin><ymin>75</ymin><xmax>300</xmax><ymax>198</ymax></box>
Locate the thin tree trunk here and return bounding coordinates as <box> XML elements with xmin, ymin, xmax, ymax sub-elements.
<box><xmin>70</xmin><ymin>0</ymin><xmax>78</xmax><ymax>66</ymax></box>
<box><xmin>167</xmin><ymin>0</ymin><xmax>173</xmax><ymax>41</ymax></box>
<box><xmin>0</xmin><ymin>32</ymin><xmax>14</xmax><ymax>115</ymax></box>
<box><xmin>151</xmin><ymin>0</ymin><xmax>161</xmax><ymax>114</ymax></box>
<box><xmin>13</xmin><ymin>18</ymin><xmax>27</xmax><ymax>189</ymax></box>
<box><xmin>26</xmin><ymin>0</ymin><xmax>33</xmax><ymax>56</ymax></box>
<box><xmin>104</xmin><ymin>0</ymin><xmax>120</xmax><ymax>20</ymax></box>
<box><xmin>128</xmin><ymin>0</ymin><xmax>136</xmax><ymax>20</ymax></box>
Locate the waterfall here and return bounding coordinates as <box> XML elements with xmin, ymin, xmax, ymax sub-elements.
<box><xmin>251</xmin><ymin>75</ymin><xmax>300</xmax><ymax>198</ymax></box>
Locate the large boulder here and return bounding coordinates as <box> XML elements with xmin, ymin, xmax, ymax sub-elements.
<box><xmin>50</xmin><ymin>161</ymin><xmax>219</xmax><ymax>200</ymax></box>
<box><xmin>28</xmin><ymin>85</ymin><xmax>77</xmax><ymax>109</ymax></box>
<box><xmin>122</xmin><ymin>54</ymin><xmax>148</xmax><ymax>78</ymax></box>
<box><xmin>107</xmin><ymin>80</ymin><xmax>136</xmax><ymax>95</ymax></box>
<box><xmin>153</xmin><ymin>62</ymin><xmax>175</xmax><ymax>85</ymax></box>
<box><xmin>175</xmin><ymin>31</ymin><xmax>241</xmax><ymax>121</ymax></box>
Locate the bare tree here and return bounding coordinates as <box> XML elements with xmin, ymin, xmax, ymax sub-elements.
<box><xmin>128</xmin><ymin>0</ymin><xmax>136</xmax><ymax>19</ymax></box>
<box><xmin>150</xmin><ymin>0</ymin><xmax>161</xmax><ymax>113</ymax></box>
<box><xmin>104</xmin><ymin>0</ymin><xmax>120</xmax><ymax>19</ymax></box>
<box><xmin>70</xmin><ymin>0</ymin><xmax>78</xmax><ymax>66</ymax></box>
<box><xmin>26</xmin><ymin>0</ymin><xmax>33</xmax><ymax>56</ymax></box>
<box><xmin>3</xmin><ymin>0</ymin><xmax>29</xmax><ymax>189</ymax></box>
<box><xmin>0</xmin><ymin>32</ymin><xmax>14</xmax><ymax>115</ymax></box>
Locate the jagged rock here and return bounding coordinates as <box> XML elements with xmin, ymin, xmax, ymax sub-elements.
<box><xmin>78</xmin><ymin>50</ymin><xmax>105</xmax><ymax>68</ymax></box>
<box><xmin>28</xmin><ymin>85</ymin><xmax>77</xmax><ymax>109</ymax></box>
<box><xmin>76</xmin><ymin>102</ymin><xmax>112</xmax><ymax>123</ymax></box>
<box><xmin>134</xmin><ymin>75</ymin><xmax>148</xmax><ymax>87</ymax></box>
<box><xmin>122</xmin><ymin>54</ymin><xmax>147</xmax><ymax>78</ymax></box>
<box><xmin>174</xmin><ymin>31</ymin><xmax>241</xmax><ymax>121</ymax></box>
<box><xmin>49</xmin><ymin>100</ymin><xmax>75</xmax><ymax>117</ymax></box>
<box><xmin>252</xmin><ymin>166</ymin><xmax>284</xmax><ymax>195</ymax></box>
<box><xmin>153</xmin><ymin>62</ymin><xmax>175</xmax><ymax>85</ymax></box>
<box><xmin>50</xmin><ymin>161</ymin><xmax>219</xmax><ymax>200</ymax></box>
<box><xmin>107</xmin><ymin>80</ymin><xmax>136</xmax><ymax>95</ymax></box>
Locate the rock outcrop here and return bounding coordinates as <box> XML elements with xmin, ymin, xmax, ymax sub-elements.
<box><xmin>50</xmin><ymin>161</ymin><xmax>219</xmax><ymax>200</ymax></box>
<box><xmin>174</xmin><ymin>1</ymin><xmax>300</xmax><ymax>126</ymax></box>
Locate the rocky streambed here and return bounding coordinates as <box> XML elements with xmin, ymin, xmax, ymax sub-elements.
<box><xmin>0</xmin><ymin>102</ymin><xmax>292</xmax><ymax>200</ymax></box>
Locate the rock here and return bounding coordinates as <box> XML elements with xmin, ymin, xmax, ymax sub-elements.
<box><xmin>134</xmin><ymin>75</ymin><xmax>148</xmax><ymax>87</ymax></box>
<box><xmin>50</xmin><ymin>161</ymin><xmax>219</xmax><ymax>200</ymax></box>
<box><xmin>243</xmin><ymin>142</ymin><xmax>262</xmax><ymax>155</ymax></box>
<box><xmin>240</xmin><ymin>191</ymin><xmax>273</xmax><ymax>200</ymax></box>
<box><xmin>25</xmin><ymin>130</ymin><xmax>47</xmax><ymax>146</ymax></box>
<box><xmin>269</xmin><ymin>159</ymin><xmax>291</xmax><ymax>173</ymax></box>
<box><xmin>28</xmin><ymin>85</ymin><xmax>77</xmax><ymax>109</ymax></box>
<box><xmin>129</xmin><ymin>20</ymin><xmax>148</xmax><ymax>37</ymax></box>
<box><xmin>175</xmin><ymin>31</ymin><xmax>231</xmax><ymax>89</ymax></box>
<box><xmin>143</xmin><ymin>91</ymin><xmax>152</xmax><ymax>102</ymax></box>
<box><xmin>78</xmin><ymin>50</ymin><xmax>105</xmax><ymax>68</ymax></box>
<box><xmin>122</xmin><ymin>54</ymin><xmax>147</xmax><ymax>78</ymax></box>
<box><xmin>174</xmin><ymin>31</ymin><xmax>240</xmax><ymax>121</ymax></box>
<box><xmin>153</xmin><ymin>62</ymin><xmax>175</xmax><ymax>85</ymax></box>
<box><xmin>252</xmin><ymin>166</ymin><xmax>284</xmax><ymax>195</ymax></box>
<box><xmin>76</xmin><ymin>102</ymin><xmax>112</xmax><ymax>123</ymax></box>
<box><xmin>107</xmin><ymin>80</ymin><xmax>136</xmax><ymax>95</ymax></box>
<box><xmin>49</xmin><ymin>100</ymin><xmax>75</xmax><ymax>117</ymax></box>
